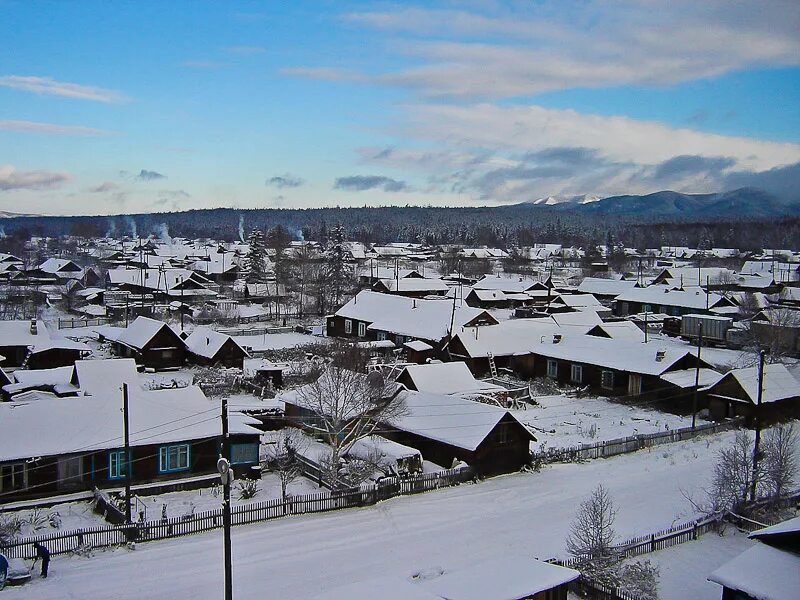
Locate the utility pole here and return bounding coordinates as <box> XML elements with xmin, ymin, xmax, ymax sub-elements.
<box><xmin>179</xmin><ymin>275</ymin><xmax>184</xmax><ymax>332</ymax></box>
<box><xmin>643</xmin><ymin>310</ymin><xmax>648</xmax><ymax>344</ymax></box>
<box><xmin>122</xmin><ymin>382</ymin><xmax>132</xmax><ymax>524</ymax></box>
<box><xmin>219</xmin><ymin>396</ymin><xmax>233</xmax><ymax>600</ymax></box>
<box><xmin>691</xmin><ymin>322</ymin><xmax>703</xmax><ymax>430</ymax></box>
<box><xmin>749</xmin><ymin>350</ymin><xmax>766</xmax><ymax>503</ymax></box>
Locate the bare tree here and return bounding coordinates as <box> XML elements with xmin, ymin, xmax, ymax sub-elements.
<box><xmin>761</xmin><ymin>424</ymin><xmax>798</xmax><ymax>499</ymax></box>
<box><xmin>294</xmin><ymin>366</ymin><xmax>406</xmax><ymax>485</ymax></box>
<box><xmin>707</xmin><ymin>430</ymin><xmax>758</xmax><ymax>513</ymax></box>
<box><xmin>264</xmin><ymin>428</ymin><xmax>307</xmax><ymax>502</ymax></box>
<box><xmin>566</xmin><ymin>484</ymin><xmax>618</xmax><ymax>559</ymax></box>
<box><xmin>617</xmin><ymin>560</ymin><xmax>660</xmax><ymax>600</ymax></box>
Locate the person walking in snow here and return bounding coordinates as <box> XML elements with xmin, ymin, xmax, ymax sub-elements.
<box><xmin>33</xmin><ymin>542</ymin><xmax>50</xmax><ymax>578</ymax></box>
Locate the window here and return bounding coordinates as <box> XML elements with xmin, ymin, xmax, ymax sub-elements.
<box><xmin>231</xmin><ymin>443</ymin><xmax>259</xmax><ymax>465</ymax></box>
<box><xmin>628</xmin><ymin>374</ymin><xmax>643</xmax><ymax>397</ymax></box>
<box><xmin>571</xmin><ymin>364</ymin><xmax>583</xmax><ymax>384</ymax></box>
<box><xmin>358</xmin><ymin>322</ymin><xmax>366</xmax><ymax>337</ymax></box>
<box><xmin>496</xmin><ymin>423</ymin><xmax>511</xmax><ymax>445</ymax></box>
<box><xmin>642</xmin><ymin>304</ymin><xmax>652</xmax><ymax>313</ymax></box>
<box><xmin>601</xmin><ymin>370</ymin><xmax>614</xmax><ymax>390</ymax></box>
<box><xmin>0</xmin><ymin>463</ymin><xmax>27</xmax><ymax>492</ymax></box>
<box><xmin>158</xmin><ymin>444</ymin><xmax>191</xmax><ymax>473</ymax></box>
<box><xmin>547</xmin><ymin>359</ymin><xmax>558</xmax><ymax>379</ymax></box>
<box><xmin>108</xmin><ymin>450</ymin><xmax>128</xmax><ymax>480</ymax></box>
<box><xmin>58</xmin><ymin>456</ymin><xmax>83</xmax><ymax>485</ymax></box>
<box><xmin>377</xmin><ymin>332</ymin><xmax>387</xmax><ymax>341</ymax></box>
<box><xmin>344</xmin><ymin>319</ymin><xmax>352</xmax><ymax>334</ymax></box>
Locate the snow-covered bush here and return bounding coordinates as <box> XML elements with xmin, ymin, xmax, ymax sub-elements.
<box><xmin>0</xmin><ymin>514</ymin><xmax>22</xmax><ymax>545</ymax></box>
<box><xmin>236</xmin><ymin>478</ymin><xmax>260</xmax><ymax>500</ymax></box>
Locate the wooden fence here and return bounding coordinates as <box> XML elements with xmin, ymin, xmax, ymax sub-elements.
<box><xmin>0</xmin><ymin>466</ymin><xmax>473</xmax><ymax>560</ymax></box>
<box><xmin>57</xmin><ymin>317</ymin><xmax>109</xmax><ymax>329</ymax></box>
<box><xmin>532</xmin><ymin>418</ymin><xmax>744</xmax><ymax>464</ymax></box>
<box><xmin>216</xmin><ymin>325</ymin><xmax>296</xmax><ymax>337</ymax></box>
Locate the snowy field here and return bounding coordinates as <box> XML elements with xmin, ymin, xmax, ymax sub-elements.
<box><xmin>512</xmin><ymin>394</ymin><xmax>710</xmax><ymax>450</ymax></box>
<box><xmin>2</xmin><ymin>430</ymin><xmax>745</xmax><ymax>600</ymax></box>
<box><xmin>621</xmin><ymin>524</ymin><xmax>757</xmax><ymax>600</ymax></box>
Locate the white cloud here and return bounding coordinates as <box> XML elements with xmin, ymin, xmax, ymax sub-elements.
<box><xmin>404</xmin><ymin>104</ymin><xmax>800</xmax><ymax>172</ymax></box>
<box><xmin>0</xmin><ymin>165</ymin><xmax>71</xmax><ymax>191</ymax></box>
<box><xmin>0</xmin><ymin>76</ymin><xmax>126</xmax><ymax>103</ymax></box>
<box><xmin>0</xmin><ymin>120</ymin><xmax>115</xmax><ymax>136</ymax></box>
<box><xmin>310</xmin><ymin>2</ymin><xmax>800</xmax><ymax>99</ymax></box>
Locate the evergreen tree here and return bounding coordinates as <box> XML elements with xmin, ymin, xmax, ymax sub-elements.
<box><xmin>325</xmin><ymin>223</ymin><xmax>349</xmax><ymax>308</ymax></box>
<box><xmin>245</xmin><ymin>228</ymin><xmax>267</xmax><ymax>282</ymax></box>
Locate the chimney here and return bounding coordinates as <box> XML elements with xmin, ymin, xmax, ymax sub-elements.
<box><xmin>30</xmin><ymin>319</ymin><xmax>37</xmax><ymax>335</ymax></box>
<box><xmin>553</xmin><ymin>334</ymin><xmax>562</xmax><ymax>344</ymax></box>
<box><xmin>655</xmin><ymin>349</ymin><xmax>666</xmax><ymax>362</ymax></box>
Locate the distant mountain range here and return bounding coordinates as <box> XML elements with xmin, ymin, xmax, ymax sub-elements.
<box><xmin>0</xmin><ymin>210</ymin><xmax>38</xmax><ymax>219</ymax></box>
<box><xmin>518</xmin><ymin>188</ymin><xmax>800</xmax><ymax>219</ymax></box>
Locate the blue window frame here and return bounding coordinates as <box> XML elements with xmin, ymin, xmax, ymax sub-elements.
<box><xmin>230</xmin><ymin>443</ymin><xmax>259</xmax><ymax>465</ymax></box>
<box><xmin>108</xmin><ymin>449</ymin><xmax>129</xmax><ymax>480</ymax></box>
<box><xmin>158</xmin><ymin>444</ymin><xmax>191</xmax><ymax>474</ymax></box>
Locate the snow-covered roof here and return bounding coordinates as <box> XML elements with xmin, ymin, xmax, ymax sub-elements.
<box><xmin>404</xmin><ymin>340</ymin><xmax>434</xmax><ymax>352</ymax></box>
<box><xmin>400</xmin><ymin>362</ymin><xmax>505</xmax><ymax>396</ymax></box>
<box><xmin>532</xmin><ymin>335</ymin><xmax>695</xmax><ymax>376</ymax></box>
<box><xmin>107</xmin><ymin>267</ymin><xmax>212</xmax><ymax>292</ymax></box>
<box><xmin>705</xmin><ymin>363</ymin><xmax>800</xmax><ymax>404</ymax></box>
<box><xmin>659</xmin><ymin>368</ymin><xmax>721</xmax><ymax>389</ymax></box>
<box><xmin>11</xmin><ymin>365</ymin><xmax>74</xmax><ymax>387</ymax></box>
<box><xmin>184</xmin><ymin>327</ymin><xmax>247</xmax><ymax>360</ymax></box>
<box><xmin>73</xmin><ymin>358</ymin><xmax>139</xmax><ymax>396</ymax></box>
<box><xmin>117</xmin><ymin>316</ymin><xmax>182</xmax><ymax>350</ymax></box>
<box><xmin>474</xmin><ymin>275</ymin><xmax>544</xmax><ymax>293</ymax></box>
<box><xmin>452</xmin><ymin>319</ymin><xmax>565</xmax><ymax>358</ymax></box>
<box><xmin>556</xmin><ymin>294</ymin><xmax>603</xmax><ymax>308</ymax></box>
<box><xmin>375</xmin><ymin>278</ymin><xmax>450</xmax><ymax>293</ymax></box>
<box><xmin>313</xmin><ymin>577</ymin><xmax>442</xmax><ymax>600</ymax></box>
<box><xmin>0</xmin><ymin>385</ymin><xmax>261</xmax><ymax>462</ymax></box>
<box><xmin>388</xmin><ymin>390</ymin><xmax>532</xmax><ymax>451</ymax></box>
<box><xmin>616</xmin><ymin>286</ymin><xmax>727</xmax><ymax>310</ymax></box>
<box><xmin>419</xmin><ymin>557</ymin><xmax>579</xmax><ymax>600</ymax></box>
<box><xmin>0</xmin><ymin>320</ymin><xmax>50</xmax><ymax>346</ymax></box>
<box><xmin>708</xmin><ymin>542</ymin><xmax>800</xmax><ymax>600</ymax></box>
<box><xmin>346</xmin><ymin>435</ymin><xmax>422</xmax><ymax>462</ymax></box>
<box><xmin>336</xmin><ymin>291</ymin><xmax>496</xmax><ymax>342</ymax></box>
<box><xmin>750</xmin><ymin>515</ymin><xmax>800</xmax><ymax>539</ymax></box>
<box><xmin>549</xmin><ymin>310</ymin><xmax>604</xmax><ymax>327</ymax></box>
<box><xmin>588</xmin><ymin>321</ymin><xmax>645</xmax><ymax>342</ymax></box>
<box><xmin>38</xmin><ymin>258</ymin><xmax>81</xmax><ymax>273</ymax></box>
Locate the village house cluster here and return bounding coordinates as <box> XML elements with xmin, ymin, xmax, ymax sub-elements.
<box><xmin>0</xmin><ymin>231</ymin><xmax>798</xmax><ymax>598</ymax></box>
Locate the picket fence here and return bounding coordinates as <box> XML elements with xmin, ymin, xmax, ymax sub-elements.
<box><xmin>532</xmin><ymin>417</ymin><xmax>743</xmax><ymax>464</ymax></box>
<box><xmin>57</xmin><ymin>317</ymin><xmax>109</xmax><ymax>329</ymax></box>
<box><xmin>0</xmin><ymin>466</ymin><xmax>473</xmax><ymax>560</ymax></box>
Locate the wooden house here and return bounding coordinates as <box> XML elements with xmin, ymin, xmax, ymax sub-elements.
<box><xmin>703</xmin><ymin>363</ymin><xmax>800</xmax><ymax>425</ymax></box>
<box><xmin>327</xmin><ymin>291</ymin><xmax>497</xmax><ymax>352</ymax></box>
<box><xmin>0</xmin><ymin>386</ymin><xmax>262</xmax><ymax>501</ymax></box>
<box><xmin>371</xmin><ymin>277</ymin><xmax>449</xmax><ymax>298</ymax></box>
<box><xmin>104</xmin><ymin>316</ymin><xmax>186</xmax><ymax>369</ymax></box>
<box><xmin>0</xmin><ymin>319</ymin><xmax>90</xmax><ymax>369</ymax></box>
<box><xmin>381</xmin><ymin>390</ymin><xmax>535</xmax><ymax>475</ymax></box>
<box><xmin>184</xmin><ymin>327</ymin><xmax>249</xmax><ymax>368</ymax></box>
<box><xmin>709</xmin><ymin>516</ymin><xmax>800</xmax><ymax>600</ymax></box>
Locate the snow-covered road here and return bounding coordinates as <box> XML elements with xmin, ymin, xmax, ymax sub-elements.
<box><xmin>4</xmin><ymin>432</ymin><xmax>734</xmax><ymax>600</ymax></box>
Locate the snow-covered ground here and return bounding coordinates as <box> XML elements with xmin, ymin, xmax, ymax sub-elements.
<box><xmin>513</xmin><ymin>394</ymin><xmax>710</xmax><ymax>450</ymax></box>
<box><xmin>137</xmin><ymin>474</ymin><xmax>325</xmax><ymax>521</ymax></box>
<box><xmin>621</xmin><ymin>524</ymin><xmax>757</xmax><ymax>600</ymax></box>
<box><xmin>1</xmin><ymin>430</ymin><xmax>744</xmax><ymax>600</ymax></box>
<box><xmin>0</xmin><ymin>500</ymin><xmax>105</xmax><ymax>536</ymax></box>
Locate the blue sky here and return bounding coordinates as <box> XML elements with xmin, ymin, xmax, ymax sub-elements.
<box><xmin>1</xmin><ymin>0</ymin><xmax>799</xmax><ymax>216</ymax></box>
